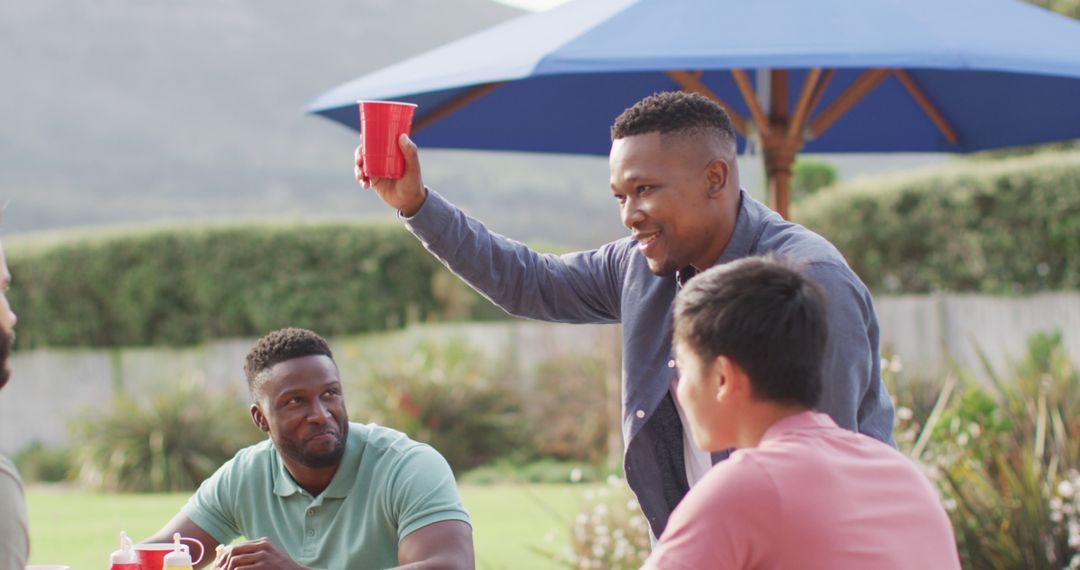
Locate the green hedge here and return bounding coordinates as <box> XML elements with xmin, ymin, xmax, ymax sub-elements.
<box><xmin>7</xmin><ymin>221</ymin><xmax>502</xmax><ymax>348</ymax></box>
<box><xmin>796</xmin><ymin>150</ymin><xmax>1080</xmax><ymax>294</ymax></box>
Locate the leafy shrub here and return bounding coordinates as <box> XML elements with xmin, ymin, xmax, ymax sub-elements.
<box><xmin>890</xmin><ymin>330</ymin><xmax>1080</xmax><ymax>569</ymax></box>
<box><xmin>791</xmin><ymin>158</ymin><xmax>838</xmax><ymax>202</ymax></box>
<box><xmin>527</xmin><ymin>355</ymin><xmax>611</xmax><ymax>464</ymax></box>
<box><xmin>541</xmin><ymin>477</ymin><xmax>650</xmax><ymax>570</ymax></box>
<box><xmin>358</xmin><ymin>339</ymin><xmax>528</xmax><ymax>473</ymax></box>
<box><xmin>1024</xmin><ymin>0</ymin><xmax>1080</xmax><ymax>21</ymax></box>
<box><xmin>6</xmin><ymin>221</ymin><xmax>501</xmax><ymax>349</ymax></box>
<box><xmin>71</xmin><ymin>381</ymin><xmax>263</xmax><ymax>492</ymax></box>
<box><xmin>797</xmin><ymin>150</ymin><xmax>1080</xmax><ymax>294</ymax></box>
<box><xmin>14</xmin><ymin>441</ymin><xmax>72</xmax><ymax>483</ymax></box>
<box><xmin>1052</xmin><ymin>469</ymin><xmax>1080</xmax><ymax>570</ymax></box>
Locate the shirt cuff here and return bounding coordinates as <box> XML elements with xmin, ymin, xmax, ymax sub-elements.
<box><xmin>400</xmin><ymin>187</ymin><xmax>455</xmax><ymax>242</ymax></box>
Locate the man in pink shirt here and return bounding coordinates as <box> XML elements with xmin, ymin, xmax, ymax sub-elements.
<box><xmin>643</xmin><ymin>256</ymin><xmax>960</xmax><ymax>570</ymax></box>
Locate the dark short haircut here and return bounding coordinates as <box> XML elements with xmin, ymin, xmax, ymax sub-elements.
<box><xmin>673</xmin><ymin>256</ymin><xmax>827</xmax><ymax>408</ymax></box>
<box><xmin>244</xmin><ymin>327</ymin><xmax>334</xmax><ymax>396</ymax></box>
<box><xmin>611</xmin><ymin>91</ymin><xmax>737</xmax><ymax>144</ymax></box>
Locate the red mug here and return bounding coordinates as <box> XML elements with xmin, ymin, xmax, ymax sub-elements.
<box><xmin>136</xmin><ymin>538</ymin><xmax>204</xmax><ymax>570</ymax></box>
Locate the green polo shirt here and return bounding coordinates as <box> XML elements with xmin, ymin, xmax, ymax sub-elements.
<box><xmin>183</xmin><ymin>422</ymin><xmax>470</xmax><ymax>570</ymax></box>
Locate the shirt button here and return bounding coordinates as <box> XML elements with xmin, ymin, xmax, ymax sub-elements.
<box><xmin>307</xmin><ymin>529</ymin><xmax>315</xmax><ymax>537</ymax></box>
<box><xmin>667</xmin><ymin>359</ymin><xmax>675</xmax><ymax>368</ymax></box>
<box><xmin>307</xmin><ymin>509</ymin><xmax>315</xmax><ymax>516</ymax></box>
<box><xmin>635</xmin><ymin>409</ymin><xmax>646</xmax><ymax>419</ymax></box>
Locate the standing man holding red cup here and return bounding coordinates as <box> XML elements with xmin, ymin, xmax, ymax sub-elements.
<box><xmin>354</xmin><ymin>91</ymin><xmax>896</xmax><ymax>540</ymax></box>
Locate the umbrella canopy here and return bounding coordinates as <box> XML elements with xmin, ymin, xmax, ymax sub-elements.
<box><xmin>308</xmin><ymin>0</ymin><xmax>1080</xmax><ymax>218</ymax></box>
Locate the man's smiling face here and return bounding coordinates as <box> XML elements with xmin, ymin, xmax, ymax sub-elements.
<box><xmin>609</xmin><ymin>132</ymin><xmax>732</xmax><ymax>276</ymax></box>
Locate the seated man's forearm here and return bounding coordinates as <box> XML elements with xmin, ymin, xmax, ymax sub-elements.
<box><xmin>396</xmin><ymin>520</ymin><xmax>474</xmax><ymax>570</ymax></box>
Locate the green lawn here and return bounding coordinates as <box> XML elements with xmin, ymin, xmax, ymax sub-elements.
<box><xmin>25</xmin><ymin>483</ymin><xmax>587</xmax><ymax>570</ymax></box>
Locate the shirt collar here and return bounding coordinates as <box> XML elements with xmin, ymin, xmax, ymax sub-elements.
<box><xmin>273</xmin><ymin>423</ymin><xmax>364</xmax><ymax>499</ymax></box>
<box><xmin>760</xmin><ymin>410</ymin><xmax>837</xmax><ymax>444</ymax></box>
<box><xmin>676</xmin><ymin>189</ymin><xmax>763</xmax><ymax>287</ymax></box>
<box><xmin>715</xmin><ymin>189</ymin><xmax>763</xmax><ymax>265</ymax></box>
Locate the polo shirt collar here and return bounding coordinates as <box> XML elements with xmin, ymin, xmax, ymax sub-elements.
<box><xmin>676</xmin><ymin>189</ymin><xmax>762</xmax><ymax>287</ymax></box>
<box><xmin>715</xmin><ymin>189</ymin><xmax>762</xmax><ymax>266</ymax></box>
<box><xmin>272</xmin><ymin>422</ymin><xmax>364</xmax><ymax>499</ymax></box>
<box><xmin>760</xmin><ymin>410</ymin><xmax>837</xmax><ymax>444</ymax></box>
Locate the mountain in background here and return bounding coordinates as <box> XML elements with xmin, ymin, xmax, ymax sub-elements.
<box><xmin>0</xmin><ymin>0</ymin><xmax>626</xmax><ymax>247</ymax></box>
<box><xmin>0</xmin><ymin>0</ymin><xmax>942</xmax><ymax>249</ymax></box>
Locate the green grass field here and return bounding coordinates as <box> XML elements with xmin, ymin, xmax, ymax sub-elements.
<box><xmin>26</xmin><ymin>484</ymin><xmax>586</xmax><ymax>570</ymax></box>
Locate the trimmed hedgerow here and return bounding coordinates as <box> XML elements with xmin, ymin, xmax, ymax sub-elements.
<box><xmin>797</xmin><ymin>151</ymin><xmax>1080</xmax><ymax>294</ymax></box>
<box><xmin>6</xmin><ymin>221</ymin><xmax>502</xmax><ymax>348</ymax></box>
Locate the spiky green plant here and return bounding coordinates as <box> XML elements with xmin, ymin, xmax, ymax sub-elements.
<box><xmin>72</xmin><ymin>382</ymin><xmax>262</xmax><ymax>492</ymax></box>
<box><xmin>891</xmin><ymin>331</ymin><xmax>1079</xmax><ymax>569</ymax></box>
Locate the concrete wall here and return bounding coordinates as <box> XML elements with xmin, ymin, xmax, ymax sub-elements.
<box><xmin>0</xmin><ymin>321</ymin><xmax>617</xmax><ymax>455</ymax></box>
<box><xmin>875</xmin><ymin>293</ymin><xmax>1080</xmax><ymax>381</ymax></box>
<box><xmin>2</xmin><ymin>292</ymin><xmax>1079</xmax><ymax>455</ymax></box>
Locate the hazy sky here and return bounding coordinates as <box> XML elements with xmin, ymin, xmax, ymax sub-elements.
<box><xmin>491</xmin><ymin>0</ymin><xmax>571</xmax><ymax>11</ymax></box>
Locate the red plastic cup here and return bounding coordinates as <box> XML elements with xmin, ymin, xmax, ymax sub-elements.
<box><xmin>136</xmin><ymin>540</ymin><xmax>204</xmax><ymax>570</ymax></box>
<box><xmin>359</xmin><ymin>100</ymin><xmax>418</xmax><ymax>179</ymax></box>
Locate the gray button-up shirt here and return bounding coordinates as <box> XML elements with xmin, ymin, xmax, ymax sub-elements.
<box><xmin>404</xmin><ymin>188</ymin><xmax>895</xmax><ymax>537</ymax></box>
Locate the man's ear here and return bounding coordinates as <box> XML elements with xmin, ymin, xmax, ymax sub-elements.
<box><xmin>714</xmin><ymin>355</ymin><xmax>750</xmax><ymax>403</ymax></box>
<box><xmin>251</xmin><ymin>403</ymin><xmax>270</xmax><ymax>434</ymax></box>
<box><xmin>705</xmin><ymin>158</ymin><xmax>729</xmax><ymax>197</ymax></box>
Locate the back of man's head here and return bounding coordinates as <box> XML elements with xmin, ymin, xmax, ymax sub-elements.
<box><xmin>611</xmin><ymin>91</ymin><xmax>737</xmax><ymax>146</ymax></box>
<box><xmin>244</xmin><ymin>327</ymin><xmax>334</xmax><ymax>397</ymax></box>
<box><xmin>674</xmin><ymin>256</ymin><xmax>827</xmax><ymax>408</ymax></box>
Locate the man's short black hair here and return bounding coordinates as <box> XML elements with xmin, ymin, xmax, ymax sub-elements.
<box><xmin>611</xmin><ymin>91</ymin><xmax>737</xmax><ymax>144</ymax></box>
<box><xmin>244</xmin><ymin>327</ymin><xmax>334</xmax><ymax>396</ymax></box>
<box><xmin>674</xmin><ymin>256</ymin><xmax>828</xmax><ymax>408</ymax></box>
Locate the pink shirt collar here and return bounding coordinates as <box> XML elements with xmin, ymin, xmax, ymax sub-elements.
<box><xmin>760</xmin><ymin>410</ymin><xmax>839</xmax><ymax>444</ymax></box>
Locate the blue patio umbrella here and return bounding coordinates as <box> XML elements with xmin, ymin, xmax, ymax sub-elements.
<box><xmin>308</xmin><ymin>0</ymin><xmax>1080</xmax><ymax>218</ymax></box>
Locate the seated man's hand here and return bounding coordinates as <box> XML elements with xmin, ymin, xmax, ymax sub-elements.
<box><xmin>213</xmin><ymin>537</ymin><xmax>309</xmax><ymax>570</ymax></box>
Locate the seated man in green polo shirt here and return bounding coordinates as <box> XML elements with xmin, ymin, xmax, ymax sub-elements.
<box><xmin>145</xmin><ymin>327</ymin><xmax>474</xmax><ymax>570</ymax></box>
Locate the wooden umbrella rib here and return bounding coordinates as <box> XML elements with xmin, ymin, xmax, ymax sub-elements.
<box><xmin>807</xmin><ymin>68</ymin><xmax>890</xmax><ymax>139</ymax></box>
<box><xmin>412</xmin><ymin>82</ymin><xmax>505</xmax><ymax>133</ymax></box>
<box><xmin>893</xmin><ymin>69</ymin><xmax>958</xmax><ymax>145</ymax></box>
<box><xmin>731</xmin><ymin>69</ymin><xmax>771</xmax><ymax>138</ymax></box>
<box><xmin>665</xmin><ymin>70</ymin><xmax>748</xmax><ymax>137</ymax></box>
<box><xmin>787</xmin><ymin>68</ymin><xmax>823</xmax><ymax>140</ymax></box>
<box><xmin>805</xmin><ymin>68</ymin><xmax>835</xmax><ymax>123</ymax></box>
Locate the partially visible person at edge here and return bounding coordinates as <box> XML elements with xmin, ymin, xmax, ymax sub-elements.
<box><xmin>354</xmin><ymin>91</ymin><xmax>895</xmax><ymax>537</ymax></box>
<box><xmin>643</xmin><ymin>256</ymin><xmax>960</xmax><ymax>569</ymax></box>
<box><xmin>143</xmin><ymin>327</ymin><xmax>474</xmax><ymax>570</ymax></box>
<box><xmin>0</xmin><ymin>235</ymin><xmax>28</xmax><ymax>570</ymax></box>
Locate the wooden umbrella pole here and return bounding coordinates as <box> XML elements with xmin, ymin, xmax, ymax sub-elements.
<box><xmin>764</xmin><ymin>139</ymin><xmax>798</xmax><ymax>219</ymax></box>
<box><xmin>767</xmin><ymin>70</ymin><xmax>791</xmax><ymax>217</ymax></box>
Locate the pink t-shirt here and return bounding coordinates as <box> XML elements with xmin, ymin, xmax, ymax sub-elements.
<box><xmin>645</xmin><ymin>411</ymin><xmax>961</xmax><ymax>570</ymax></box>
